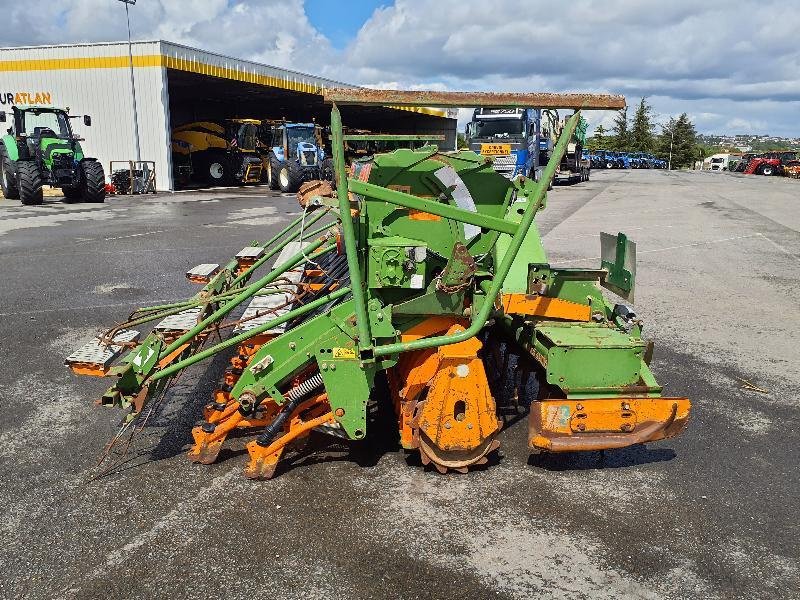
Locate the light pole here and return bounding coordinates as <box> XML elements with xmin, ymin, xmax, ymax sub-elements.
<box><xmin>119</xmin><ymin>0</ymin><xmax>141</xmax><ymax>163</ymax></box>
<box><xmin>668</xmin><ymin>124</ymin><xmax>675</xmax><ymax>171</ymax></box>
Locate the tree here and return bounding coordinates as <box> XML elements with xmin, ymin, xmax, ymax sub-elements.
<box><xmin>610</xmin><ymin>107</ymin><xmax>630</xmax><ymax>151</ymax></box>
<box><xmin>587</xmin><ymin>124</ymin><xmax>608</xmax><ymax>150</ymax></box>
<box><xmin>630</xmin><ymin>97</ymin><xmax>655</xmax><ymax>152</ymax></box>
<box><xmin>456</xmin><ymin>132</ymin><xmax>467</xmax><ymax>149</ymax></box>
<box><xmin>656</xmin><ymin>113</ymin><xmax>698</xmax><ymax>169</ymax></box>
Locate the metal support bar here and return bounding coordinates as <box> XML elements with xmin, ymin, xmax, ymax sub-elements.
<box><xmin>331</xmin><ymin>102</ymin><xmax>372</xmax><ymax>354</ymax></box>
<box><xmin>348</xmin><ymin>179</ymin><xmax>519</xmax><ymax>236</ymax></box>
<box><xmin>150</xmin><ymin>287</ymin><xmax>351</xmax><ymax>382</ymax></box>
<box><xmin>231</xmin><ymin>209</ymin><xmax>332</xmax><ymax>287</ymax></box>
<box><xmin>324</xmin><ymin>89</ymin><xmax>626</xmax><ymax>110</ymax></box>
<box><xmin>159</xmin><ymin>239</ymin><xmax>334</xmax><ymax>360</ymax></box>
<box><xmin>342</xmin><ymin>134</ymin><xmax>446</xmax><ymax>142</ymax></box>
<box><xmin>372</xmin><ymin>112</ymin><xmax>582</xmax><ymax>357</ymax></box>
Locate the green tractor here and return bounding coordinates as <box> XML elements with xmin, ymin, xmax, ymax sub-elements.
<box><xmin>0</xmin><ymin>106</ymin><xmax>105</xmax><ymax>205</ymax></box>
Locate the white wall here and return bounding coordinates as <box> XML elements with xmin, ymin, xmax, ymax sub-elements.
<box><xmin>0</xmin><ymin>42</ymin><xmax>173</xmax><ymax>190</ymax></box>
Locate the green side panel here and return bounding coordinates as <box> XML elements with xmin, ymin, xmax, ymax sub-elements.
<box><xmin>1</xmin><ymin>135</ymin><xmax>19</xmax><ymax>160</ymax></box>
<box><xmin>319</xmin><ymin>360</ymin><xmax>375</xmax><ymax>439</ymax></box>
<box><xmin>536</xmin><ymin>325</ymin><xmax>646</xmax><ymax>392</ymax></box>
<box><xmin>496</xmin><ymin>199</ymin><xmax>548</xmax><ymax>294</ymax></box>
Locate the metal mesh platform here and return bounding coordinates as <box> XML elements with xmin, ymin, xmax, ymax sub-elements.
<box><xmin>236</xmin><ymin>246</ymin><xmax>266</xmax><ymax>260</ymax></box>
<box><xmin>154</xmin><ymin>307</ymin><xmax>203</xmax><ymax>332</ymax></box>
<box><xmin>233</xmin><ymin>240</ymin><xmax>310</xmax><ymax>335</ymax></box>
<box><xmin>65</xmin><ymin>329</ymin><xmax>140</xmax><ymax>369</ymax></box>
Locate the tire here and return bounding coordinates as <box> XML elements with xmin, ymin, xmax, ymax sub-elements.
<box><xmin>278</xmin><ymin>159</ymin><xmax>305</xmax><ymax>193</ymax></box>
<box><xmin>205</xmin><ymin>152</ymin><xmax>234</xmax><ymax>186</ymax></box>
<box><xmin>1</xmin><ymin>151</ymin><xmax>20</xmax><ymax>199</ymax></box>
<box><xmin>606</xmin><ymin>162</ymin><xmax>614</xmax><ymax>169</ymax></box>
<box><xmin>760</xmin><ymin>165</ymin><xmax>774</xmax><ymax>176</ymax></box>
<box><xmin>81</xmin><ymin>161</ymin><xmax>106</xmax><ymax>203</ymax></box>
<box><xmin>321</xmin><ymin>157</ymin><xmax>335</xmax><ymax>182</ymax></box>
<box><xmin>267</xmin><ymin>152</ymin><xmax>280</xmax><ymax>190</ymax></box>
<box><xmin>17</xmin><ymin>161</ymin><xmax>43</xmax><ymax>206</ymax></box>
<box><xmin>62</xmin><ymin>186</ymin><xmax>83</xmax><ymax>203</ymax></box>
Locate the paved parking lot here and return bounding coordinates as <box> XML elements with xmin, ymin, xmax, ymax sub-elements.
<box><xmin>0</xmin><ymin>170</ymin><xmax>798</xmax><ymax>599</ymax></box>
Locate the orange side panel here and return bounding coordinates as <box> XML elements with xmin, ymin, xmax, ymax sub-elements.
<box><xmin>501</xmin><ymin>294</ymin><xmax>591</xmax><ymax>321</ymax></box>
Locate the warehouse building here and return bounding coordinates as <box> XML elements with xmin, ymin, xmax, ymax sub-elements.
<box><xmin>0</xmin><ymin>41</ymin><xmax>456</xmax><ymax>191</ymax></box>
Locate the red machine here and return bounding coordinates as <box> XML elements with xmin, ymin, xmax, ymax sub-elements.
<box><xmin>744</xmin><ymin>151</ymin><xmax>798</xmax><ymax>176</ymax></box>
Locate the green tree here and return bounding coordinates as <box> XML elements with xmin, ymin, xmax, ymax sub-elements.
<box><xmin>456</xmin><ymin>132</ymin><xmax>467</xmax><ymax>149</ymax></box>
<box><xmin>630</xmin><ymin>97</ymin><xmax>655</xmax><ymax>152</ymax></box>
<box><xmin>656</xmin><ymin>113</ymin><xmax>698</xmax><ymax>169</ymax></box>
<box><xmin>587</xmin><ymin>124</ymin><xmax>608</xmax><ymax>150</ymax></box>
<box><xmin>610</xmin><ymin>107</ymin><xmax>631</xmax><ymax>151</ymax></box>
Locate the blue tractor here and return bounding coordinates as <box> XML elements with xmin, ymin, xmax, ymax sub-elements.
<box><xmin>616</xmin><ymin>152</ymin><xmax>631</xmax><ymax>169</ymax></box>
<box><xmin>262</xmin><ymin>121</ymin><xmax>326</xmax><ymax>192</ymax></box>
<box><xmin>465</xmin><ymin>107</ymin><xmax>543</xmax><ymax>180</ymax></box>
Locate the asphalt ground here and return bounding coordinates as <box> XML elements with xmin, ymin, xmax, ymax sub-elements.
<box><xmin>0</xmin><ymin>170</ymin><xmax>798</xmax><ymax>599</ymax></box>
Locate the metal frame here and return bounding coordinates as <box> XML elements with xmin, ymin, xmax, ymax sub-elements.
<box><xmin>325</xmin><ymin>89</ymin><xmax>624</xmax><ymax>359</ymax></box>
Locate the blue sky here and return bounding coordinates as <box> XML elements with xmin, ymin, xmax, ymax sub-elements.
<box><xmin>2</xmin><ymin>0</ymin><xmax>799</xmax><ymax>137</ymax></box>
<box><xmin>305</xmin><ymin>0</ymin><xmax>386</xmax><ymax>49</ymax></box>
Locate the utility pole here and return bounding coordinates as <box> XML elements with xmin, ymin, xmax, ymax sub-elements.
<box><xmin>119</xmin><ymin>0</ymin><xmax>141</xmax><ymax>163</ymax></box>
<box><xmin>668</xmin><ymin>125</ymin><xmax>674</xmax><ymax>171</ymax></box>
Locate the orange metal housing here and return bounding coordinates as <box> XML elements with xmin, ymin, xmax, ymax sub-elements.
<box><xmin>529</xmin><ymin>397</ymin><xmax>691</xmax><ymax>452</ymax></box>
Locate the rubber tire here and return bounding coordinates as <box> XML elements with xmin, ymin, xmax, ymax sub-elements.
<box><xmin>1</xmin><ymin>151</ymin><xmax>20</xmax><ymax>199</ymax></box>
<box><xmin>760</xmin><ymin>165</ymin><xmax>774</xmax><ymax>176</ymax></box>
<box><xmin>62</xmin><ymin>185</ymin><xmax>83</xmax><ymax>203</ymax></box>
<box><xmin>205</xmin><ymin>152</ymin><xmax>234</xmax><ymax>186</ymax></box>
<box><xmin>321</xmin><ymin>157</ymin><xmax>335</xmax><ymax>182</ymax></box>
<box><xmin>278</xmin><ymin>159</ymin><xmax>305</xmax><ymax>193</ymax></box>
<box><xmin>81</xmin><ymin>161</ymin><xmax>106</xmax><ymax>203</ymax></box>
<box><xmin>606</xmin><ymin>162</ymin><xmax>614</xmax><ymax>169</ymax></box>
<box><xmin>17</xmin><ymin>161</ymin><xmax>43</xmax><ymax>206</ymax></box>
<box><xmin>267</xmin><ymin>152</ymin><xmax>280</xmax><ymax>190</ymax></box>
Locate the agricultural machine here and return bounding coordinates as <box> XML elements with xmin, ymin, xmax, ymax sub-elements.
<box><xmin>263</xmin><ymin>121</ymin><xmax>326</xmax><ymax>193</ymax></box>
<box><xmin>0</xmin><ymin>106</ymin><xmax>105</xmax><ymax>205</ymax></box>
<box><xmin>66</xmin><ymin>89</ymin><xmax>690</xmax><ymax>479</ymax></box>
<box><xmin>743</xmin><ymin>151</ymin><xmax>798</xmax><ymax>176</ymax></box>
<box><xmin>172</xmin><ymin>119</ymin><xmax>263</xmax><ymax>186</ymax></box>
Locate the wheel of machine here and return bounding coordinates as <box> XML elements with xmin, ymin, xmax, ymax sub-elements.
<box><xmin>321</xmin><ymin>157</ymin><xmax>335</xmax><ymax>182</ymax></box>
<box><xmin>80</xmin><ymin>161</ymin><xmax>106</xmax><ymax>203</ymax></box>
<box><xmin>418</xmin><ymin>432</ymin><xmax>500</xmax><ymax>474</ymax></box>
<box><xmin>0</xmin><ymin>150</ymin><xmax>20</xmax><ymax>200</ymax></box>
<box><xmin>278</xmin><ymin>160</ymin><xmax>305</xmax><ymax>193</ymax></box>
<box><xmin>761</xmin><ymin>165</ymin><xmax>774</xmax><ymax>176</ymax></box>
<box><xmin>61</xmin><ymin>185</ymin><xmax>83</xmax><ymax>203</ymax></box>
<box><xmin>205</xmin><ymin>152</ymin><xmax>234</xmax><ymax>186</ymax></box>
<box><xmin>17</xmin><ymin>161</ymin><xmax>43</xmax><ymax>206</ymax></box>
<box><xmin>606</xmin><ymin>161</ymin><xmax>614</xmax><ymax>169</ymax></box>
<box><xmin>267</xmin><ymin>152</ymin><xmax>280</xmax><ymax>190</ymax></box>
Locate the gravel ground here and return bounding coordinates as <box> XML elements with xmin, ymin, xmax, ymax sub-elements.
<box><xmin>0</xmin><ymin>171</ymin><xmax>797</xmax><ymax>600</ymax></box>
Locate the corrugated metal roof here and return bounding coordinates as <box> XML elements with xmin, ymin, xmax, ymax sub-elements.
<box><xmin>0</xmin><ymin>40</ymin><xmax>447</xmax><ymax>117</ymax></box>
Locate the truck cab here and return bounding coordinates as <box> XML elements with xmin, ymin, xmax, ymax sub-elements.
<box><xmin>465</xmin><ymin>108</ymin><xmax>541</xmax><ymax>180</ymax></box>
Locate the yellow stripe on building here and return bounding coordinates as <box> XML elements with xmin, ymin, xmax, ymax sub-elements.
<box><xmin>0</xmin><ymin>53</ymin><xmax>448</xmax><ymax>118</ymax></box>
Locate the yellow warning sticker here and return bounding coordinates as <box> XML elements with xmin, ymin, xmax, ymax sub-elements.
<box><xmin>332</xmin><ymin>347</ymin><xmax>357</xmax><ymax>359</ymax></box>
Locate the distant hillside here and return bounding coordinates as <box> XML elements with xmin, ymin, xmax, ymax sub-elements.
<box><xmin>699</xmin><ymin>134</ymin><xmax>800</xmax><ymax>153</ymax></box>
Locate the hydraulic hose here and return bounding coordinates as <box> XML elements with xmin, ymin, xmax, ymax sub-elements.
<box><xmin>255</xmin><ymin>373</ymin><xmax>325</xmax><ymax>447</ymax></box>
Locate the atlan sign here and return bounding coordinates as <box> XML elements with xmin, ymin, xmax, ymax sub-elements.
<box><xmin>0</xmin><ymin>91</ymin><xmax>53</xmax><ymax>106</ymax></box>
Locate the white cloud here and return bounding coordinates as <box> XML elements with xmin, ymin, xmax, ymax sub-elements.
<box><xmin>1</xmin><ymin>0</ymin><xmax>798</xmax><ymax>136</ymax></box>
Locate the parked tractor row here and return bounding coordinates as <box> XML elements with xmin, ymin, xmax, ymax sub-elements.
<box><xmin>584</xmin><ymin>150</ymin><xmax>666</xmax><ymax>170</ymax></box>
